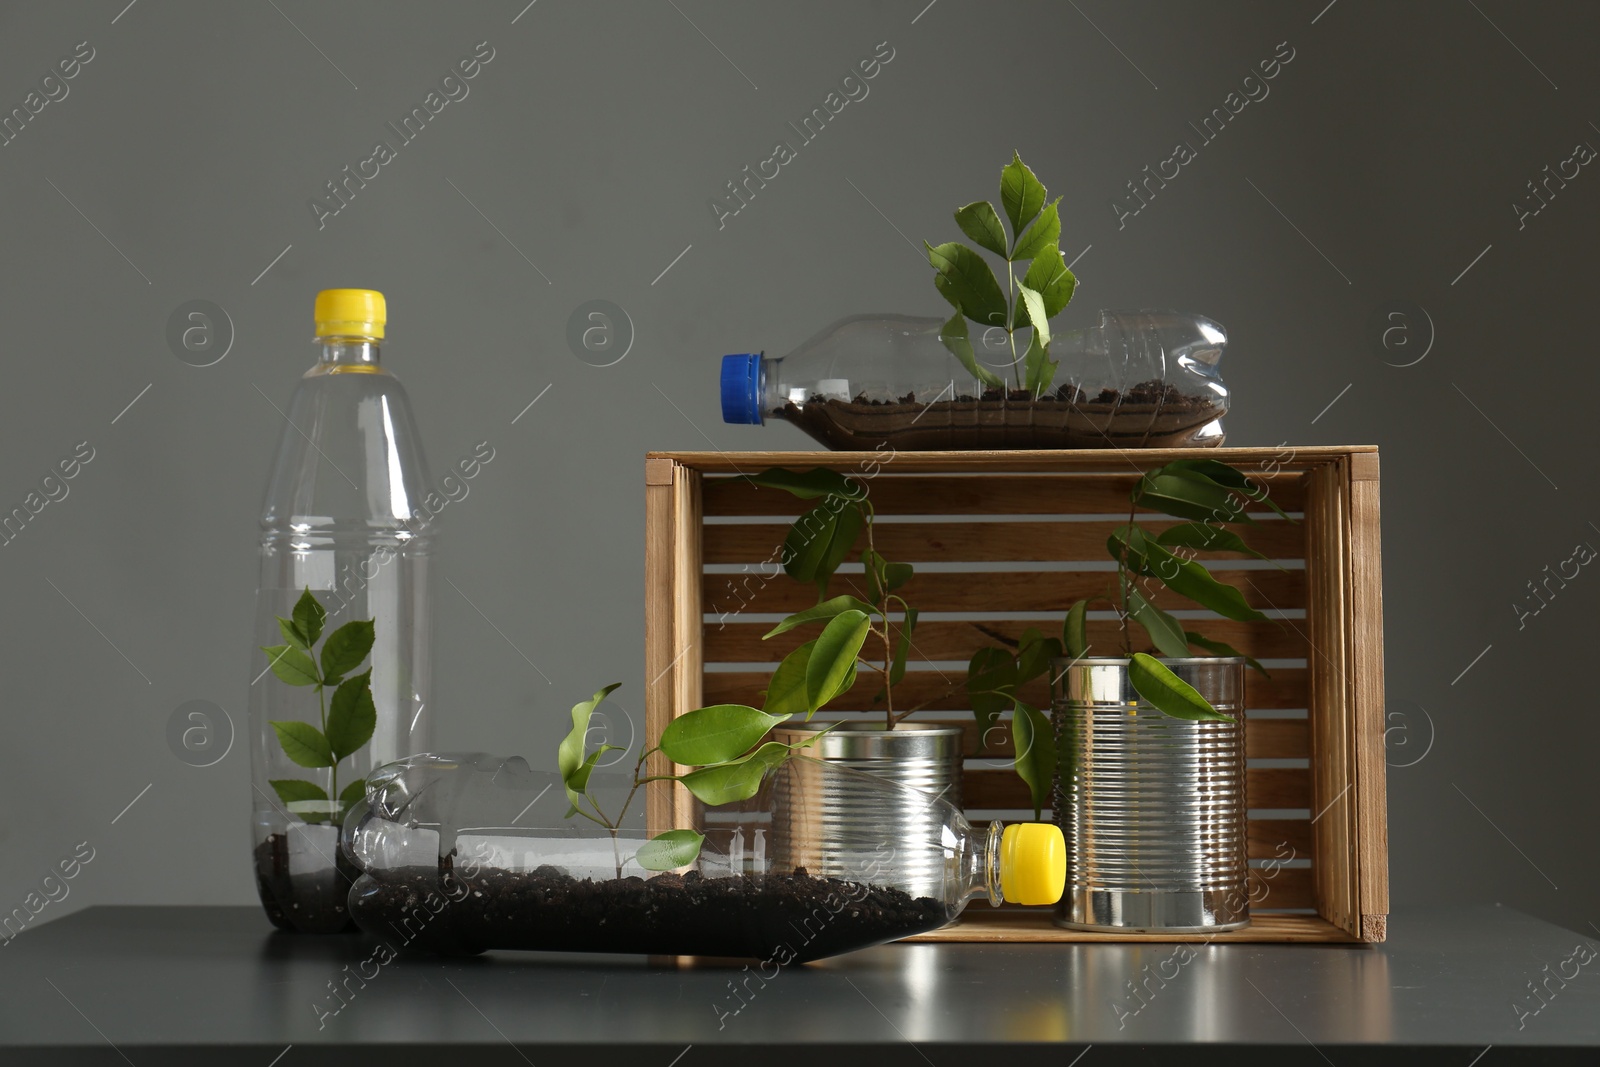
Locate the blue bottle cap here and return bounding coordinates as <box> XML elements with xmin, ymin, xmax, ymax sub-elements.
<box><xmin>720</xmin><ymin>353</ymin><xmax>764</xmax><ymax>425</ymax></box>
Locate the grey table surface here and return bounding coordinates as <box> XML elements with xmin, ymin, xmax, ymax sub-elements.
<box><xmin>1</xmin><ymin>905</ymin><xmax>1596</xmax><ymax>1066</ymax></box>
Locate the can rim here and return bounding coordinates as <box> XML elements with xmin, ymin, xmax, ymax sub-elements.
<box><xmin>1054</xmin><ymin>655</ymin><xmax>1248</xmax><ymax>666</ymax></box>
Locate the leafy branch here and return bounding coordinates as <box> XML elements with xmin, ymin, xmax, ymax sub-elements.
<box><xmin>746</xmin><ymin>467</ymin><xmax>929</xmax><ymax>729</ymax></box>
<box><xmin>966</xmin><ymin>459</ymin><xmax>1294</xmax><ymax>817</ymax></box>
<box><xmin>927</xmin><ymin>152</ymin><xmax>1078</xmax><ymax>398</ymax></box>
<box><xmin>260</xmin><ymin>588</ymin><xmax>377</xmax><ymax>824</ymax></box>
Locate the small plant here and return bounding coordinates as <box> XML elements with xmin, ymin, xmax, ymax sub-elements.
<box><xmin>745</xmin><ymin>467</ymin><xmax>929</xmax><ymax>729</ymax></box>
<box><xmin>927</xmin><ymin>151</ymin><xmax>1078</xmax><ymax>397</ymax></box>
<box><xmin>559</xmin><ymin>605</ymin><xmax>870</xmax><ymax>875</ymax></box>
<box><xmin>260</xmin><ymin>588</ymin><xmax>378</xmax><ymax>824</ymax></box>
<box><xmin>967</xmin><ymin>459</ymin><xmax>1293</xmax><ymax>816</ymax></box>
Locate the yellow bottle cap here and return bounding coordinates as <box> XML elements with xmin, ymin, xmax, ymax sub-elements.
<box><xmin>1000</xmin><ymin>822</ymin><xmax>1066</xmax><ymax>905</ymax></box>
<box><xmin>314</xmin><ymin>288</ymin><xmax>386</xmax><ymax>339</ymax></box>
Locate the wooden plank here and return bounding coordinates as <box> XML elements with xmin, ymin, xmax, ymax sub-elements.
<box><xmin>963</xmin><ymin>766</ymin><xmax>1308</xmax><ymax>810</ymax></box>
<box><xmin>644</xmin><ymin>461</ymin><xmax>704</xmax><ymax>836</ymax></box>
<box><xmin>705</xmin><ymin>617</ymin><xmax>1307</xmax><ymax>663</ymax></box>
<box><xmin>704</xmin><ymin>517</ymin><xmax>1306</xmax><ymax>565</ymax></box>
<box><xmin>835</xmin><ymin>715</ymin><xmax>1309</xmax><ymax>760</ymax></box>
<box><xmin>704</xmin><ymin>567</ymin><xmax>1307</xmax><ymax>617</ymax></box>
<box><xmin>650</xmin><ymin>446</ymin><xmax>1375</xmax><ymax>475</ymax></box>
<box><xmin>1246</xmin><ymin>865</ymin><xmax>1315</xmax><ymax>910</ymax></box>
<box><xmin>704</xmin><ymin>472</ymin><xmax>1307</xmax><ymax>516</ymax></box>
<box><xmin>903</xmin><ymin>910</ymin><xmax>1356</xmax><ymax>943</ymax></box>
<box><xmin>700</xmin><ymin>668</ymin><xmax>1310</xmax><ymax>711</ymax></box>
<box><xmin>1248</xmin><ymin>818</ymin><xmax>1314</xmax><ymax>861</ymax></box>
<box><xmin>1306</xmin><ymin>460</ymin><xmax>1358</xmax><ymax>938</ymax></box>
<box><xmin>1349</xmin><ymin>453</ymin><xmax>1389</xmax><ymax>941</ymax></box>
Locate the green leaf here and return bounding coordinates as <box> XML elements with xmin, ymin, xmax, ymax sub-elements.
<box><xmin>882</xmin><ymin>561</ymin><xmax>913</xmax><ymax>592</ymax></box>
<box><xmin>338</xmin><ymin>778</ymin><xmax>368</xmax><ymax>807</ymax></box>
<box><xmin>1022</xmin><ymin>243</ymin><xmax>1077</xmax><ymax>320</ymax></box>
<box><xmin>325</xmin><ymin>670</ymin><xmax>377</xmax><ymax>761</ymax></box>
<box><xmin>806</xmin><ymin>609</ymin><xmax>871</xmax><ymax>710</ymax></box>
<box><xmin>1062</xmin><ymin>599</ymin><xmax>1090</xmax><ymax>660</ymax></box>
<box><xmin>1016</xmin><ymin>630</ymin><xmax>1062</xmax><ymax>685</ymax></box>
<box><xmin>678</xmin><ymin>741</ymin><xmax>795</xmax><ymax>806</ymax></box>
<box><xmin>967</xmin><ymin>646</ymin><xmax>1018</xmax><ymax>735</ymax></box>
<box><xmin>939</xmin><ymin>309</ymin><xmax>1005</xmax><ymax>389</ymax></box>
<box><xmin>1012</xmin><ymin>699</ymin><xmax>1057</xmax><ymax>819</ymax></box>
<box><xmin>1133</xmin><ymin>472</ymin><xmax>1257</xmax><ymax>526</ymax></box>
<box><xmin>762</xmin><ymin>640</ymin><xmax>816</xmax><ymax>718</ymax></box>
<box><xmin>744</xmin><ymin>467</ymin><xmax>862</xmax><ymax>501</ymax></box>
<box><xmin>926</xmin><ymin>240</ymin><xmax>1009</xmax><ymax>328</ymax></box>
<box><xmin>1119</xmin><ymin>530</ymin><xmax>1268</xmax><ymax>623</ymax></box>
<box><xmin>660</xmin><ymin>704</ymin><xmax>788</xmax><ymax>766</ymax></box>
<box><xmin>1022</xmin><ymin>329</ymin><xmax>1057</xmax><ymax>397</ymax></box>
<box><xmin>1000</xmin><ymin>151</ymin><xmax>1047</xmax><ymax>238</ymax></box>
<box><xmin>1011</xmin><ymin>198</ymin><xmax>1061</xmax><ymax>262</ymax></box>
<box><xmin>260</xmin><ymin>644</ymin><xmax>319</xmax><ymax>687</ymax></box>
<box><xmin>1155</xmin><ymin>522</ymin><xmax>1275</xmax><ymax>563</ymax></box>
<box><xmin>1185</xmin><ymin>631</ymin><xmax>1270</xmax><ymax>678</ymax></box>
<box><xmin>1129</xmin><ymin>652</ymin><xmax>1234</xmax><ymax>722</ymax></box>
<box><xmin>319</xmin><ymin>619</ymin><xmax>375</xmax><ymax>682</ymax></box>
<box><xmin>764</xmin><ymin>594</ymin><xmax>877</xmax><ymax>640</ymax></box>
<box><xmin>1126</xmin><ymin>587</ymin><xmax>1191</xmax><ymax>658</ymax></box>
<box><xmin>812</xmin><ymin>503</ymin><xmax>864</xmax><ymax>596</ymax></box>
<box><xmin>568</xmin><ymin>745</ymin><xmax>621</xmax><ymax>801</ymax></box>
<box><xmin>269</xmin><ymin>721</ymin><xmax>335</xmax><ymax>768</ymax></box>
<box><xmin>277</xmin><ymin>617</ymin><xmax>309</xmax><ymax>651</ymax></box>
<box><xmin>636</xmin><ymin>829</ymin><xmax>705</xmax><ymax>871</ymax></box>
<box><xmin>1162</xmin><ymin>459</ymin><xmax>1295</xmax><ymax>522</ymax></box>
<box><xmin>293</xmin><ymin>588</ymin><xmax>327</xmax><ymax>648</ymax></box>
<box><xmin>889</xmin><ymin>607</ymin><xmax>919</xmax><ymax>688</ymax></box>
<box><xmin>1016</xmin><ymin>284</ymin><xmax>1051</xmax><ymax>347</ymax></box>
<box><xmin>782</xmin><ymin>504</ymin><xmax>838</xmax><ymax>585</ymax></box>
<box><xmin>559</xmin><ymin>682</ymin><xmax>622</xmax><ymax>810</ymax></box>
<box><xmin>954</xmin><ymin>200</ymin><xmax>1008</xmax><ymax>257</ymax></box>
<box><xmin>269</xmin><ymin>778</ymin><xmax>328</xmax><ymax>806</ymax></box>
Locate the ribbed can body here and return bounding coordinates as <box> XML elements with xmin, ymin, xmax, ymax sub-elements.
<box><xmin>770</xmin><ymin>723</ymin><xmax>962</xmax><ymax>899</ymax></box>
<box><xmin>1052</xmin><ymin>658</ymin><xmax>1249</xmax><ymax>931</ymax></box>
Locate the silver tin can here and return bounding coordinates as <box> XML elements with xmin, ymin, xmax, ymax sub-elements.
<box><xmin>770</xmin><ymin>722</ymin><xmax>963</xmax><ymax>899</ymax></box>
<box><xmin>1052</xmin><ymin>657</ymin><xmax>1249</xmax><ymax>932</ymax></box>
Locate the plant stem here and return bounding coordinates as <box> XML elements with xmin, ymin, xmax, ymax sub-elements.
<box><xmin>1119</xmin><ymin>494</ymin><xmax>1139</xmax><ymax>655</ymax></box>
<box><xmin>318</xmin><ymin>684</ymin><xmax>339</xmax><ymax>822</ymax></box>
<box><xmin>1006</xmin><ymin>264</ymin><xmax>1022</xmax><ymax>390</ymax></box>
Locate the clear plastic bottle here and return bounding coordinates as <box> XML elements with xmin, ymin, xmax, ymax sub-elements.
<box><xmin>342</xmin><ymin>752</ymin><xmax>1065</xmax><ymax>961</ymax></box>
<box><xmin>249</xmin><ymin>289</ymin><xmax>436</xmax><ymax>934</ymax></box>
<box><xmin>720</xmin><ymin>310</ymin><xmax>1229</xmax><ymax>450</ymax></box>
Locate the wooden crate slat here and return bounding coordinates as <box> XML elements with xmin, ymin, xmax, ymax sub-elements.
<box><xmin>705</xmin><ymin>567</ymin><xmax>1307</xmax><ymax>616</ymax></box>
<box><xmin>818</xmin><ymin>715</ymin><xmax>1309</xmax><ymax>760</ymax></box>
<box><xmin>1307</xmin><ymin>461</ymin><xmax>1358</xmax><ymax>939</ymax></box>
<box><xmin>704</xmin><ymin>472</ymin><xmax>1308</xmax><ymax>516</ymax></box>
<box><xmin>1349</xmin><ymin>452</ymin><xmax>1390</xmax><ymax>940</ymax></box>
<box><xmin>963</xmin><ymin>765</ymin><xmax>1309</xmax><ymax>810</ymax></box>
<box><xmin>701</xmin><ymin>668</ymin><xmax>1310</xmax><ymax>712</ymax></box>
<box><xmin>1248</xmin><ymin>818</ymin><xmax>1314</xmax><ymax>860</ymax></box>
<box><xmin>653</xmin><ymin>446</ymin><xmax>1373</xmax><ymax>474</ymax></box>
<box><xmin>904</xmin><ymin>910</ymin><xmax>1356</xmax><ymax>943</ymax></box>
<box><xmin>705</xmin><ymin>617</ymin><xmax>1307</xmax><ymax>663</ymax></box>
<box><xmin>704</xmin><ymin>517</ymin><xmax>1306</xmax><ymax>565</ymax></box>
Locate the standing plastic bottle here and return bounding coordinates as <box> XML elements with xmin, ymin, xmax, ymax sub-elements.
<box><xmin>720</xmin><ymin>310</ymin><xmax>1229</xmax><ymax>450</ymax></box>
<box><xmin>249</xmin><ymin>289</ymin><xmax>436</xmax><ymax>933</ymax></box>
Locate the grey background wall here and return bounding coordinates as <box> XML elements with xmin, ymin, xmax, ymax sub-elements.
<box><xmin>1</xmin><ymin>0</ymin><xmax>1595</xmax><ymax>938</ymax></box>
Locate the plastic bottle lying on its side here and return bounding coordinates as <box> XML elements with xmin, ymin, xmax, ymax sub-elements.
<box><xmin>720</xmin><ymin>310</ymin><xmax>1230</xmax><ymax>450</ymax></box>
<box><xmin>342</xmin><ymin>751</ymin><xmax>1066</xmax><ymax>962</ymax></box>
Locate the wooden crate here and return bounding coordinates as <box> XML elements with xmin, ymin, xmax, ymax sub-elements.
<box><xmin>644</xmin><ymin>447</ymin><xmax>1387</xmax><ymax>944</ymax></box>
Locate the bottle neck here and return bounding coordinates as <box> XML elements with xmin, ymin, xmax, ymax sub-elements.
<box><xmin>318</xmin><ymin>338</ymin><xmax>381</xmax><ymax>366</ymax></box>
<box><xmin>968</xmin><ymin>820</ymin><xmax>1006</xmax><ymax>906</ymax></box>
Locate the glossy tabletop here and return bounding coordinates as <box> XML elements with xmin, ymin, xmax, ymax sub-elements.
<box><xmin>1</xmin><ymin>905</ymin><xmax>1596</xmax><ymax>1065</ymax></box>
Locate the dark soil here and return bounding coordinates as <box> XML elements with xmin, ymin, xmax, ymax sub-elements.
<box><xmin>254</xmin><ymin>833</ymin><xmax>360</xmax><ymax>934</ymax></box>
<box><xmin>783</xmin><ymin>381</ymin><xmax>1224</xmax><ymax>450</ymax></box>
<box><xmin>346</xmin><ymin>865</ymin><xmax>948</xmax><ymax>962</ymax></box>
